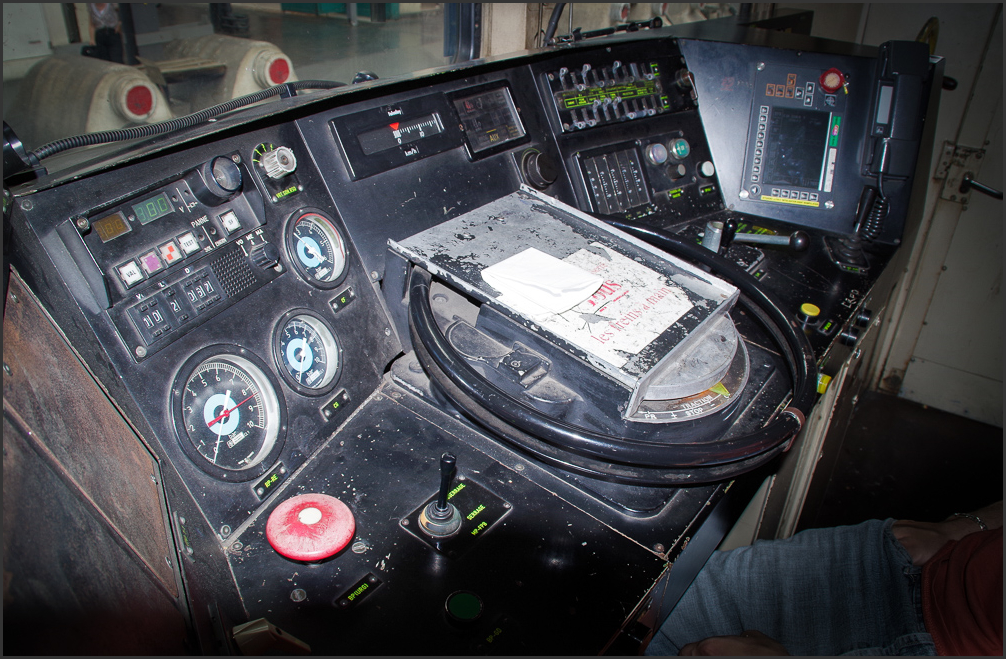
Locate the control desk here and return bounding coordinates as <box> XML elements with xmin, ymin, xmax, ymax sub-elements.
<box><xmin>3</xmin><ymin>25</ymin><xmax>940</xmax><ymax>655</ymax></box>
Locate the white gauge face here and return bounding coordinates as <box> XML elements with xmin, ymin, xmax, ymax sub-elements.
<box><xmin>276</xmin><ymin>313</ymin><xmax>341</xmax><ymax>393</ymax></box>
<box><xmin>179</xmin><ymin>354</ymin><xmax>280</xmax><ymax>471</ymax></box>
<box><xmin>288</xmin><ymin>211</ymin><xmax>348</xmax><ymax>287</ymax></box>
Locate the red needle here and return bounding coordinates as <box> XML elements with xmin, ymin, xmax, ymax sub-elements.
<box><xmin>207</xmin><ymin>393</ymin><xmax>255</xmax><ymax>429</ymax></box>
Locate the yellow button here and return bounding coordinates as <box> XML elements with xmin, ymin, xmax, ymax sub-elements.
<box><xmin>800</xmin><ymin>303</ymin><xmax>821</xmax><ymax>318</ymax></box>
<box><xmin>817</xmin><ymin>374</ymin><xmax>832</xmax><ymax>394</ymax></box>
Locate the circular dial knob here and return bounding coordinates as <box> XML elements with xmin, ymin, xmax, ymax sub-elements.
<box><xmin>522</xmin><ymin>150</ymin><xmax>558</xmax><ymax>189</ymax></box>
<box><xmin>698</xmin><ymin>161</ymin><xmax>716</xmax><ymax>178</ymax></box>
<box><xmin>667</xmin><ymin>163</ymin><xmax>687</xmax><ymax>180</ymax></box>
<box><xmin>250</xmin><ymin>242</ymin><xmax>280</xmax><ymax>269</ymax></box>
<box><xmin>260</xmin><ymin>146</ymin><xmax>297</xmax><ymax>179</ymax></box>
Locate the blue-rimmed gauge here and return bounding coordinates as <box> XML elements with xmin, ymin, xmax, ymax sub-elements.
<box><xmin>286</xmin><ymin>209</ymin><xmax>349</xmax><ymax>288</ymax></box>
<box><xmin>274</xmin><ymin>311</ymin><xmax>342</xmax><ymax>395</ymax></box>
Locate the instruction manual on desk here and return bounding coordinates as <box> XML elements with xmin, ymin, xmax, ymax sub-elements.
<box><xmin>390</xmin><ymin>187</ymin><xmax>739</xmax><ymax>412</ymax></box>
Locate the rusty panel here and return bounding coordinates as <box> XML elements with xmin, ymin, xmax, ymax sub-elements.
<box><xmin>3</xmin><ymin>417</ymin><xmax>189</xmax><ymax>654</ymax></box>
<box><xmin>3</xmin><ymin>272</ymin><xmax>177</xmax><ymax>595</ymax></box>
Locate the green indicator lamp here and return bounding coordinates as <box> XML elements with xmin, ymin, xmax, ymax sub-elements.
<box><xmin>669</xmin><ymin>138</ymin><xmax>690</xmax><ymax>160</ymax></box>
<box><xmin>445</xmin><ymin>590</ymin><xmax>484</xmax><ymax>623</ymax></box>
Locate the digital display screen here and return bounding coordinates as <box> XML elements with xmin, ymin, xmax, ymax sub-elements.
<box><xmin>357</xmin><ymin>113</ymin><xmax>444</xmax><ymax>156</ymax></box>
<box><xmin>453</xmin><ymin>87</ymin><xmax>526</xmax><ymax>154</ymax></box>
<box><xmin>762</xmin><ymin>108</ymin><xmax>830</xmax><ymax>189</ymax></box>
<box><xmin>93</xmin><ymin>212</ymin><xmax>132</xmax><ymax>243</ymax></box>
<box><xmin>132</xmin><ymin>192</ymin><xmax>174</xmax><ymax>225</ymax></box>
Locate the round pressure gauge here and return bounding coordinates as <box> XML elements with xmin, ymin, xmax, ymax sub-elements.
<box><xmin>273</xmin><ymin>310</ymin><xmax>343</xmax><ymax>395</ymax></box>
<box><xmin>285</xmin><ymin>209</ymin><xmax>349</xmax><ymax>288</ymax></box>
<box><xmin>172</xmin><ymin>349</ymin><xmax>285</xmax><ymax>480</ymax></box>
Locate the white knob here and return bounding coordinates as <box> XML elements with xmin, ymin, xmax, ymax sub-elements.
<box><xmin>261</xmin><ymin>146</ymin><xmax>297</xmax><ymax>179</ymax></box>
<box><xmin>699</xmin><ymin>161</ymin><xmax>716</xmax><ymax>178</ymax></box>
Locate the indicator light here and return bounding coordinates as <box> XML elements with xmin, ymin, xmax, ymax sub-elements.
<box><xmin>669</xmin><ymin>138</ymin><xmax>690</xmax><ymax>160</ymax></box>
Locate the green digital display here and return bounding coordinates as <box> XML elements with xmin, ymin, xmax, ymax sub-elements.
<box><xmin>132</xmin><ymin>191</ymin><xmax>173</xmax><ymax>225</ymax></box>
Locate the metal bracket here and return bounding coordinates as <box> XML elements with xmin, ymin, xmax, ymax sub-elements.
<box><xmin>935</xmin><ymin>141</ymin><xmax>986</xmax><ymax>205</ymax></box>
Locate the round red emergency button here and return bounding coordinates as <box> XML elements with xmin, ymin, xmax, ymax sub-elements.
<box><xmin>266</xmin><ymin>493</ymin><xmax>355</xmax><ymax>561</ymax></box>
<box><xmin>819</xmin><ymin>68</ymin><xmax>845</xmax><ymax>94</ymax></box>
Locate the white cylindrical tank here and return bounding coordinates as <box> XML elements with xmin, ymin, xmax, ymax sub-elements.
<box><xmin>163</xmin><ymin>34</ymin><xmax>298</xmax><ymax>108</ymax></box>
<box><xmin>9</xmin><ymin>55</ymin><xmax>172</xmax><ymax>149</ymax></box>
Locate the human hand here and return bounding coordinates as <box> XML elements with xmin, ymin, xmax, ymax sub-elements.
<box><xmin>678</xmin><ymin>630</ymin><xmax>789</xmax><ymax>656</ymax></box>
<box><xmin>892</xmin><ymin>516</ymin><xmax>975</xmax><ymax>566</ymax></box>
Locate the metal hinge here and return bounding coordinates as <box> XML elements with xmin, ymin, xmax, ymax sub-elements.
<box><xmin>934</xmin><ymin>141</ymin><xmax>986</xmax><ymax>206</ymax></box>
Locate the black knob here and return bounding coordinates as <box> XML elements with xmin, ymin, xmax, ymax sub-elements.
<box><xmin>522</xmin><ymin>150</ymin><xmax>558</xmax><ymax>189</ymax></box>
<box><xmin>790</xmin><ymin>231</ymin><xmax>810</xmax><ymax>252</ymax></box>
<box><xmin>854</xmin><ymin>308</ymin><xmax>873</xmax><ymax>328</ymax></box>
<box><xmin>250</xmin><ymin>242</ymin><xmax>280</xmax><ymax>269</ymax></box>
<box><xmin>187</xmin><ymin>156</ymin><xmax>242</xmax><ymax>206</ymax></box>
<box><xmin>839</xmin><ymin>327</ymin><xmax>860</xmax><ymax>347</ymax></box>
<box><xmin>667</xmin><ymin>163</ymin><xmax>687</xmax><ymax>180</ymax></box>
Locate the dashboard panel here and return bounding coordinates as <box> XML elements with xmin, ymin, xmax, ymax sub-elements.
<box><xmin>5</xmin><ymin>28</ymin><xmax>940</xmax><ymax>655</ymax></box>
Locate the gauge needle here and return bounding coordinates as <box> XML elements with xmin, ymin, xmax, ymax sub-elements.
<box><xmin>297</xmin><ymin>236</ymin><xmax>326</xmax><ymax>263</ymax></box>
<box><xmin>207</xmin><ymin>392</ymin><xmax>256</xmax><ymax>429</ymax></box>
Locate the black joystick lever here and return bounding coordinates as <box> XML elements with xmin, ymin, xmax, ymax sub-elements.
<box><xmin>418</xmin><ymin>453</ymin><xmax>462</xmax><ymax>538</ymax></box>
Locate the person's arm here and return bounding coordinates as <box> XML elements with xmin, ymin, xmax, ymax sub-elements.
<box><xmin>892</xmin><ymin>500</ymin><xmax>1002</xmax><ymax>567</ymax></box>
<box><xmin>678</xmin><ymin>630</ymin><xmax>789</xmax><ymax>656</ymax></box>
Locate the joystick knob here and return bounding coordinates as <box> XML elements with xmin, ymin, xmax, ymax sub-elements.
<box><xmin>418</xmin><ymin>453</ymin><xmax>462</xmax><ymax>538</ymax></box>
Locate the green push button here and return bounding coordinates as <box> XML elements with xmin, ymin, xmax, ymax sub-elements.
<box><xmin>445</xmin><ymin>590</ymin><xmax>483</xmax><ymax>623</ymax></box>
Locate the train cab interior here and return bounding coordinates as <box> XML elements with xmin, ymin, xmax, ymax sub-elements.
<box><xmin>3</xmin><ymin>3</ymin><xmax>1002</xmax><ymax>655</ymax></box>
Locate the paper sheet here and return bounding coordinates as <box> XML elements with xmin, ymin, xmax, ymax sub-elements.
<box><xmin>481</xmin><ymin>247</ymin><xmax>604</xmax><ymax>318</ymax></box>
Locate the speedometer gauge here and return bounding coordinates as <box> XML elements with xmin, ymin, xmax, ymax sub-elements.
<box><xmin>173</xmin><ymin>350</ymin><xmax>284</xmax><ymax>480</ymax></box>
<box><xmin>286</xmin><ymin>209</ymin><xmax>349</xmax><ymax>288</ymax></box>
<box><xmin>273</xmin><ymin>311</ymin><xmax>342</xmax><ymax>395</ymax></box>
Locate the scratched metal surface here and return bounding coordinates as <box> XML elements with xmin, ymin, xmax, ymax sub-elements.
<box><xmin>226</xmin><ymin>382</ymin><xmax>667</xmax><ymax>655</ymax></box>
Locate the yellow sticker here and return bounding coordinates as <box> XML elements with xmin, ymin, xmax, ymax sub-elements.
<box><xmin>760</xmin><ymin>195</ymin><xmax>820</xmax><ymax>207</ymax></box>
<box><xmin>711</xmin><ymin>382</ymin><xmax>730</xmax><ymax>397</ymax></box>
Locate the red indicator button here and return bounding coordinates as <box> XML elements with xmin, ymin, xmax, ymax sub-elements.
<box><xmin>126</xmin><ymin>85</ymin><xmax>154</xmax><ymax>117</ymax></box>
<box><xmin>266</xmin><ymin>493</ymin><xmax>355</xmax><ymax>561</ymax></box>
<box><xmin>819</xmin><ymin>68</ymin><xmax>845</xmax><ymax>94</ymax></box>
<box><xmin>268</xmin><ymin>57</ymin><xmax>290</xmax><ymax>84</ymax></box>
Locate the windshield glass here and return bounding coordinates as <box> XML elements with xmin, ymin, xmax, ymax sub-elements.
<box><xmin>3</xmin><ymin>3</ymin><xmax>449</xmax><ymax>153</ymax></box>
<box><xmin>3</xmin><ymin>3</ymin><xmax>741</xmax><ymax>159</ymax></box>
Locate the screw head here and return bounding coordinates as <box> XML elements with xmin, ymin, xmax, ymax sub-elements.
<box><xmin>135</xmin><ymin>345</ymin><xmax>147</xmax><ymax>358</ymax></box>
<box><xmin>220</xmin><ymin>525</ymin><xmax>232</xmax><ymax>538</ymax></box>
<box><xmin>757</xmin><ymin>62</ymin><xmax>766</xmax><ymax>71</ymax></box>
<box><xmin>20</xmin><ymin>199</ymin><xmax>33</xmax><ymax>211</ymax></box>
<box><xmin>290</xmin><ymin>588</ymin><xmax>307</xmax><ymax>602</ymax></box>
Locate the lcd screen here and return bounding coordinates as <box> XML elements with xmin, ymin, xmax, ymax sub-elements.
<box><xmin>762</xmin><ymin>108</ymin><xmax>830</xmax><ymax>189</ymax></box>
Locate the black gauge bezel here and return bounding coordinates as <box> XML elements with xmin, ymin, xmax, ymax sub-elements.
<box><xmin>272</xmin><ymin>309</ymin><xmax>344</xmax><ymax>396</ymax></box>
<box><xmin>284</xmin><ymin>207</ymin><xmax>350</xmax><ymax>289</ymax></box>
<box><xmin>170</xmin><ymin>345</ymin><xmax>287</xmax><ymax>482</ymax></box>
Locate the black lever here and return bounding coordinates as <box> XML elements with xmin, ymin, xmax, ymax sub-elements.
<box><xmin>960</xmin><ymin>173</ymin><xmax>1004</xmax><ymax>200</ymax></box>
<box><xmin>732</xmin><ymin>230</ymin><xmax>810</xmax><ymax>252</ymax></box>
<box><xmin>435</xmin><ymin>453</ymin><xmax>456</xmax><ymax>513</ymax></box>
<box><xmin>419</xmin><ymin>453</ymin><xmax>462</xmax><ymax>538</ymax></box>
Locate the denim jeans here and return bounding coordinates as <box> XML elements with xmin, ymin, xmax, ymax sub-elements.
<box><xmin>645</xmin><ymin>519</ymin><xmax>937</xmax><ymax>656</ymax></box>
